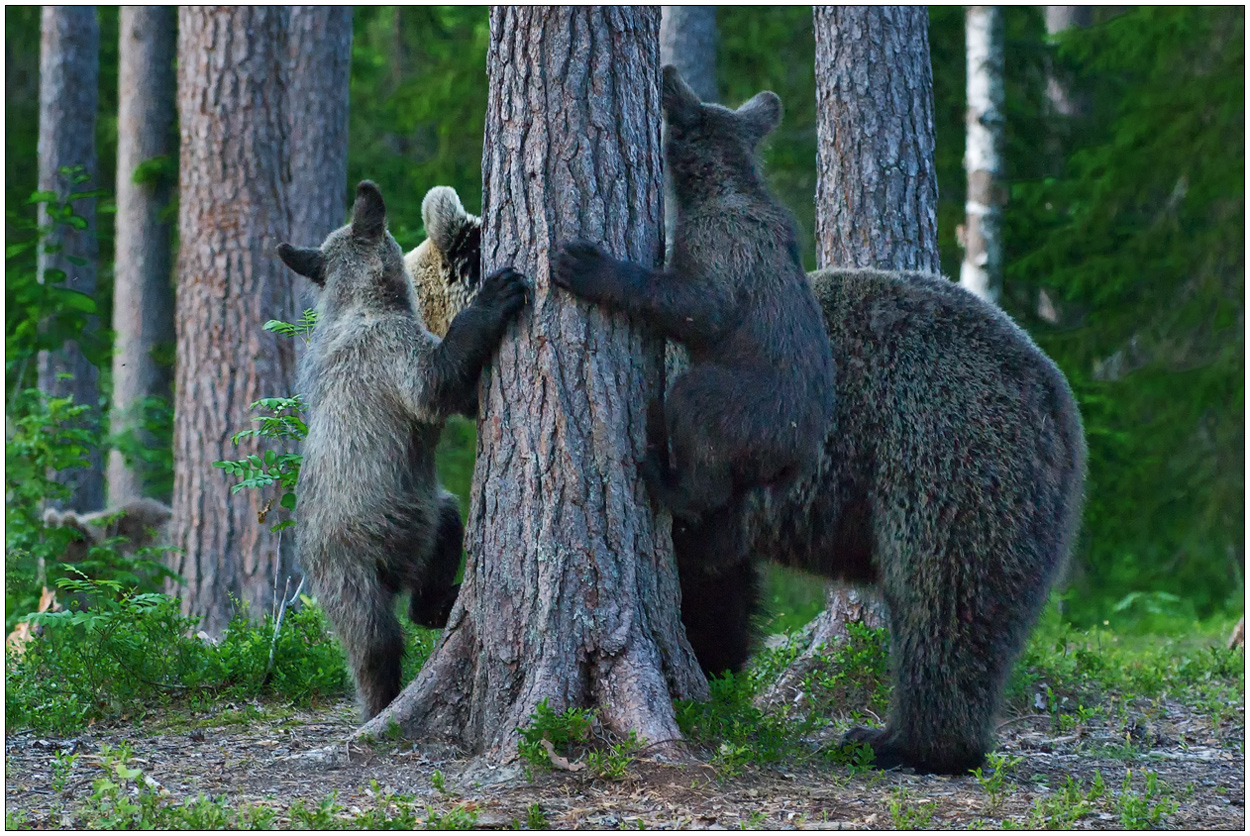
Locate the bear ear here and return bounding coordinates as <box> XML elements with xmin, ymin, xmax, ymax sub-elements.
<box><xmin>661</xmin><ymin>64</ymin><xmax>702</xmax><ymax>127</ymax></box>
<box><xmin>277</xmin><ymin>243</ymin><xmax>326</xmax><ymax>286</ymax></box>
<box><xmin>421</xmin><ymin>186</ymin><xmax>468</xmax><ymax>255</ymax></box>
<box><xmin>351</xmin><ymin>180</ymin><xmax>387</xmax><ymax>241</ymax></box>
<box><xmin>736</xmin><ymin>90</ymin><xmax>783</xmax><ymax>145</ymax></box>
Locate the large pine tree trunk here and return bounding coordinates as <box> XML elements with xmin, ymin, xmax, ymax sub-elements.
<box><xmin>173</xmin><ymin>7</ymin><xmax>351</xmax><ymax>635</ymax></box>
<box><xmin>108</xmin><ymin>5</ymin><xmax>176</xmax><ymax>505</ymax></box>
<box><xmin>795</xmin><ymin>5</ymin><xmax>941</xmax><ymax>659</ymax></box>
<box><xmin>959</xmin><ymin>6</ymin><xmax>1005</xmax><ymax>304</ymax></box>
<box><xmin>37</xmin><ymin>6</ymin><xmax>104</xmax><ymax>513</ymax></box>
<box><xmin>362</xmin><ymin>6</ymin><xmax>707</xmax><ymax>760</ymax></box>
<box><xmin>659</xmin><ymin>7</ymin><xmax>717</xmax><ymax>103</ymax></box>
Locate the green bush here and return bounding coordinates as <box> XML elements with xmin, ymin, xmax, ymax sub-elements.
<box><xmin>5</xmin><ymin>578</ymin><xmax>350</xmax><ymax>734</ymax></box>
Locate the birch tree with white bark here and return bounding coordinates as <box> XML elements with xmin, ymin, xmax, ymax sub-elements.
<box><xmin>958</xmin><ymin>5</ymin><xmax>1005</xmax><ymax>305</ymax></box>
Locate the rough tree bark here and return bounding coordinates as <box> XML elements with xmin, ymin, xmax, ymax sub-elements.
<box><xmin>286</xmin><ymin>6</ymin><xmax>352</xmax><ymax>248</ymax></box>
<box><xmin>813</xmin><ymin>6</ymin><xmax>940</xmax><ymax>274</ymax></box>
<box><xmin>173</xmin><ymin>7</ymin><xmax>350</xmax><ymax>635</ymax></box>
<box><xmin>108</xmin><ymin>5</ymin><xmax>176</xmax><ymax>505</ymax></box>
<box><xmin>362</xmin><ymin>6</ymin><xmax>707</xmax><ymax>760</ymax></box>
<box><xmin>659</xmin><ymin>6</ymin><xmax>717</xmax><ymax>103</ymax></box>
<box><xmin>958</xmin><ymin>6</ymin><xmax>1005</xmax><ymax>304</ymax></box>
<box><xmin>786</xmin><ymin>5</ymin><xmax>941</xmax><ymax>664</ymax></box>
<box><xmin>38</xmin><ymin>6</ymin><xmax>104</xmax><ymax>513</ymax></box>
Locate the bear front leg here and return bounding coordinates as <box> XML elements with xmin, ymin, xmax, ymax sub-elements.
<box><xmin>551</xmin><ymin>241</ymin><xmax>733</xmax><ymax>345</ymax></box>
<box><xmin>423</xmin><ymin>266</ymin><xmax>529</xmax><ymax>418</ymax></box>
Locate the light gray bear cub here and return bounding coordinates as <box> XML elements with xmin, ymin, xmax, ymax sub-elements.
<box><xmin>278</xmin><ymin>180</ymin><xmax>528</xmax><ymax>721</ymax></box>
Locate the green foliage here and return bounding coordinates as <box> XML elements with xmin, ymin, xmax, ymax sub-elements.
<box><xmin>972</xmin><ymin>752</ymin><xmax>1023</xmax><ymax>812</ymax></box>
<box><xmin>1117</xmin><ymin>769</ymin><xmax>1178</xmax><ymax>830</ymax></box>
<box><xmin>212</xmin><ymin>312</ymin><xmax>316</xmax><ymax>532</ymax></box>
<box><xmin>1004</xmin><ymin>603</ymin><xmax>1245</xmax><ymax>723</ymax></box>
<box><xmin>107</xmin><ymin>394</ymin><xmax>175</xmax><ymax>501</ymax></box>
<box><xmin>799</xmin><ymin>622</ymin><xmax>892</xmax><ymax>719</ymax></box>
<box><xmin>888</xmin><ymin>788</ymin><xmax>939</xmax><ymax>829</ymax></box>
<box><xmin>348</xmin><ymin>7</ymin><xmax>491</xmax><ymax>249</ymax></box>
<box><xmin>675</xmin><ymin>670</ymin><xmax>823</xmax><ymax>778</ymax></box>
<box><xmin>1004</xmin><ymin>7</ymin><xmax>1244</xmax><ymax>621</ymax></box>
<box><xmin>5</xmin><ymin>579</ymin><xmax>350</xmax><ymax>734</ymax></box>
<box><xmin>6</xmin><ymin>175</ymin><xmax>110</xmax><ymax>395</ymax></box>
<box><xmin>517</xmin><ymin>698</ymin><xmax>596</xmax><ymax>769</ymax></box>
<box><xmin>525</xmin><ymin>803</ymin><xmax>549</xmax><ymax>829</ymax></box>
<box><xmin>4</xmin><ymin>389</ymin><xmax>174</xmax><ymax>631</ymax></box>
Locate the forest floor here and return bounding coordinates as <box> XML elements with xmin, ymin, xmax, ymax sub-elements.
<box><xmin>5</xmin><ymin>687</ymin><xmax>1244</xmax><ymax>830</ymax></box>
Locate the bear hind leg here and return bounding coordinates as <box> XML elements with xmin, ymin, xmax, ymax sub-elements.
<box><xmin>408</xmin><ymin>491</ymin><xmax>463</xmax><ymax>629</ymax></box>
<box><xmin>321</xmin><ymin>568</ymin><xmax>405</xmax><ymax>722</ymax></box>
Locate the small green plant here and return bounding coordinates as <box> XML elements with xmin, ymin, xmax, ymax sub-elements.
<box><xmin>888</xmin><ymin>788</ymin><xmax>938</xmax><ymax>829</ymax></box>
<box><xmin>739</xmin><ymin>809</ymin><xmax>767</xmax><ymax>829</ymax></box>
<box><xmin>824</xmin><ymin>739</ymin><xmax>877</xmax><ymax>776</ymax></box>
<box><xmin>212</xmin><ymin>311</ymin><xmax>317</xmax><ymax>533</ymax></box>
<box><xmin>289</xmin><ymin>792</ymin><xmax>345</xmax><ymax>829</ymax></box>
<box><xmin>971</xmin><ymin>751</ymin><xmax>1022</xmax><ymax>811</ymax></box>
<box><xmin>50</xmin><ymin>750</ymin><xmax>78</xmax><ymax>794</ymax></box>
<box><xmin>1117</xmin><ymin>770</ymin><xmax>1178</xmax><ymax>829</ymax></box>
<box><xmin>525</xmin><ymin>803</ymin><xmax>549</xmax><ymax>829</ymax></box>
<box><xmin>431</xmin><ymin>770</ymin><xmax>447</xmax><ymax>795</ymax></box>
<box><xmin>799</xmin><ymin>622</ymin><xmax>891</xmax><ymax>718</ymax></box>
<box><xmin>516</xmin><ymin>698</ymin><xmax>596</xmax><ymax>770</ymax></box>
<box><xmin>423</xmin><ymin>804</ymin><xmax>479</xmax><ymax>830</ymax></box>
<box><xmin>586</xmin><ymin>731</ymin><xmax>644</xmax><ymax>780</ymax></box>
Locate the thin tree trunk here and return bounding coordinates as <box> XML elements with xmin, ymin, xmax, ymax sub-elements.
<box><xmin>1037</xmin><ymin>5</ymin><xmax>1091</xmax><ymax>325</ymax></box>
<box><xmin>172</xmin><ymin>7</ymin><xmax>299</xmax><ymax>636</ymax></box>
<box><xmin>659</xmin><ymin>7</ymin><xmax>717</xmax><ymax>103</ymax></box>
<box><xmin>801</xmin><ymin>4</ymin><xmax>942</xmax><ymax>648</ymax></box>
<box><xmin>959</xmin><ymin>6</ymin><xmax>1005</xmax><ymax>304</ymax></box>
<box><xmin>1044</xmin><ymin>6</ymin><xmax>1091</xmax><ymax>121</ymax></box>
<box><xmin>286</xmin><ymin>6</ymin><xmax>352</xmax><ymax>247</ymax></box>
<box><xmin>362</xmin><ymin>6</ymin><xmax>707</xmax><ymax>760</ymax></box>
<box><xmin>108</xmin><ymin>5</ymin><xmax>176</xmax><ymax>505</ymax></box>
<box><xmin>813</xmin><ymin>5</ymin><xmax>940</xmax><ymax>274</ymax></box>
<box><xmin>38</xmin><ymin>6</ymin><xmax>104</xmax><ymax>513</ymax></box>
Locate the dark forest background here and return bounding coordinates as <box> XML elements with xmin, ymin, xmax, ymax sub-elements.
<box><xmin>5</xmin><ymin>6</ymin><xmax>1243</xmax><ymax>628</ymax></box>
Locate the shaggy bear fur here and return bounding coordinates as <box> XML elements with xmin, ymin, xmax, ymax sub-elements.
<box><xmin>278</xmin><ymin>180</ymin><xmax>528</xmax><ymax>720</ymax></box>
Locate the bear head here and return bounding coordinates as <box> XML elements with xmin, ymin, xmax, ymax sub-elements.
<box><xmin>403</xmin><ymin>186</ymin><xmax>483</xmax><ymax>337</ymax></box>
<box><xmin>278</xmin><ymin>180</ymin><xmax>415</xmax><ymax>319</ymax></box>
<box><xmin>660</xmin><ymin>64</ymin><xmax>783</xmax><ymax>210</ymax></box>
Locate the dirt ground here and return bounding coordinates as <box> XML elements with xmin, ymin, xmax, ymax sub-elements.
<box><xmin>5</xmin><ymin>693</ymin><xmax>1244</xmax><ymax>830</ymax></box>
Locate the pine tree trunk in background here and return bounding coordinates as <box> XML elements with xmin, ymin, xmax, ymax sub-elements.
<box><xmin>286</xmin><ymin>6</ymin><xmax>352</xmax><ymax>248</ymax></box>
<box><xmin>959</xmin><ymin>6</ymin><xmax>1005</xmax><ymax>304</ymax></box>
<box><xmin>362</xmin><ymin>6</ymin><xmax>707</xmax><ymax>759</ymax></box>
<box><xmin>172</xmin><ymin>7</ymin><xmax>299</xmax><ymax>636</ymax></box>
<box><xmin>1037</xmin><ymin>5</ymin><xmax>1091</xmax><ymax>325</ymax></box>
<box><xmin>1044</xmin><ymin>5</ymin><xmax>1091</xmax><ymax>121</ymax></box>
<box><xmin>37</xmin><ymin>6</ymin><xmax>104</xmax><ymax>513</ymax></box>
<box><xmin>806</xmin><ymin>5</ymin><xmax>941</xmax><ymax>641</ymax></box>
<box><xmin>659</xmin><ymin>6</ymin><xmax>717</xmax><ymax>102</ymax></box>
<box><xmin>108</xmin><ymin>5</ymin><xmax>176</xmax><ymax>505</ymax></box>
<box><xmin>813</xmin><ymin>5</ymin><xmax>940</xmax><ymax>274</ymax></box>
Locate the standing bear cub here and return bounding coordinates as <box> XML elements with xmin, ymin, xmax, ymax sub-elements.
<box><xmin>552</xmin><ymin>66</ymin><xmax>837</xmax><ymax>598</ymax></box>
<box><xmin>278</xmin><ymin>181</ymin><xmax>528</xmax><ymax>720</ymax></box>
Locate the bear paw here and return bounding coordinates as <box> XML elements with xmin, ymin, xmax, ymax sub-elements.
<box><xmin>476</xmin><ymin>267</ymin><xmax>530</xmax><ymax>321</ymax></box>
<box><xmin>551</xmin><ymin>241</ymin><xmax>616</xmax><ymax>303</ymax></box>
<box><xmin>842</xmin><ymin>726</ymin><xmax>985</xmax><ymax>775</ymax></box>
